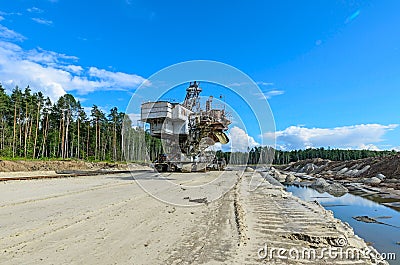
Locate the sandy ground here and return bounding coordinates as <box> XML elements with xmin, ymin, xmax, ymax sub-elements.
<box><xmin>0</xmin><ymin>170</ymin><xmax>388</xmax><ymax>265</ymax></box>
<box><xmin>0</xmin><ymin>170</ymin><xmax>59</xmax><ymax>178</ymax></box>
<box><xmin>0</xmin><ymin>160</ymin><xmax>135</xmax><ymax>172</ymax></box>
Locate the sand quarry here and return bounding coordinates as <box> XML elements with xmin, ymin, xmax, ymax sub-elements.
<box><xmin>0</xmin><ymin>166</ymin><xmax>388</xmax><ymax>265</ymax></box>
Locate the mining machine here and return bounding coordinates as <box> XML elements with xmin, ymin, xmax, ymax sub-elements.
<box><xmin>140</xmin><ymin>81</ymin><xmax>231</xmax><ymax>172</ymax></box>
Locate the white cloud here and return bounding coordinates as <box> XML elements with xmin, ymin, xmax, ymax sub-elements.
<box><xmin>228</xmin><ymin>81</ymin><xmax>274</xmax><ymax>88</ymax></box>
<box><xmin>256</xmin><ymin>81</ymin><xmax>274</xmax><ymax>86</ymax></box>
<box><xmin>264</xmin><ymin>90</ymin><xmax>284</xmax><ymax>99</ymax></box>
<box><xmin>27</xmin><ymin>7</ymin><xmax>44</xmax><ymax>13</ymax></box>
<box><xmin>0</xmin><ymin>25</ymin><xmax>26</xmax><ymax>41</ymax></box>
<box><xmin>127</xmin><ymin>113</ymin><xmax>141</xmax><ymax>125</ymax></box>
<box><xmin>32</xmin><ymin>18</ymin><xmax>53</xmax><ymax>26</ymax></box>
<box><xmin>81</xmin><ymin>106</ymin><xmax>93</xmax><ymax>117</ymax></box>
<box><xmin>0</xmin><ymin>11</ymin><xmax>22</xmax><ymax>16</ymax></box>
<box><xmin>345</xmin><ymin>10</ymin><xmax>361</xmax><ymax>24</ymax></box>
<box><xmin>62</xmin><ymin>65</ymin><xmax>83</xmax><ymax>74</ymax></box>
<box><xmin>228</xmin><ymin>82</ymin><xmax>246</xmax><ymax>87</ymax></box>
<box><xmin>88</xmin><ymin>67</ymin><xmax>145</xmax><ymax>88</ymax></box>
<box><xmin>228</xmin><ymin>81</ymin><xmax>283</xmax><ymax>100</ymax></box>
<box><xmin>77</xmin><ymin>36</ymin><xmax>88</xmax><ymax>41</ymax></box>
<box><xmin>253</xmin><ymin>89</ymin><xmax>285</xmax><ymax>100</ymax></box>
<box><xmin>358</xmin><ymin>144</ymin><xmax>380</xmax><ymax>151</ymax></box>
<box><xmin>227</xmin><ymin>126</ymin><xmax>260</xmax><ymax>152</ymax></box>
<box><xmin>25</xmin><ymin>47</ymin><xmax>78</xmax><ymax>64</ymax></box>
<box><xmin>266</xmin><ymin>124</ymin><xmax>398</xmax><ymax>150</ymax></box>
<box><xmin>0</xmin><ymin>25</ymin><xmax>147</xmax><ymax>102</ymax></box>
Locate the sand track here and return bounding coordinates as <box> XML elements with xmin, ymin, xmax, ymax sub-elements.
<box><xmin>0</xmin><ymin>170</ymin><xmax>387</xmax><ymax>264</ymax></box>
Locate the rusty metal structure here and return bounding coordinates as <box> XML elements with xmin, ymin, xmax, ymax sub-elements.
<box><xmin>140</xmin><ymin>81</ymin><xmax>231</xmax><ymax>172</ymax></box>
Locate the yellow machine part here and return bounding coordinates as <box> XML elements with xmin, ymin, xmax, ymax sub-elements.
<box><xmin>213</xmin><ymin>131</ymin><xmax>229</xmax><ymax>144</ymax></box>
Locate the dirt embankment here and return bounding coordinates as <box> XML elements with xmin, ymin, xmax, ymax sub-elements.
<box><xmin>280</xmin><ymin>155</ymin><xmax>400</xmax><ymax>190</ymax></box>
<box><xmin>0</xmin><ymin>160</ymin><xmax>130</xmax><ymax>172</ymax></box>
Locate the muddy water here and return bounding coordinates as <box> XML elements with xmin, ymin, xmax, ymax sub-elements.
<box><xmin>286</xmin><ymin>185</ymin><xmax>400</xmax><ymax>264</ymax></box>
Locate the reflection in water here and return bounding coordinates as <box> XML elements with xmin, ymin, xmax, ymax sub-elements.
<box><xmin>286</xmin><ymin>185</ymin><xmax>400</xmax><ymax>264</ymax></box>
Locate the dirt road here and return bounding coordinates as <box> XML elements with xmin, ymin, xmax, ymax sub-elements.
<box><xmin>0</xmin><ymin>170</ymin><xmax>387</xmax><ymax>264</ymax></box>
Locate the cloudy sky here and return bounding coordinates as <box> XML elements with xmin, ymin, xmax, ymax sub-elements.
<box><xmin>0</xmin><ymin>0</ymin><xmax>399</xmax><ymax>151</ymax></box>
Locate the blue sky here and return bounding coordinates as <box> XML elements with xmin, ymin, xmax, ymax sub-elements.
<box><xmin>0</xmin><ymin>0</ymin><xmax>399</xmax><ymax>151</ymax></box>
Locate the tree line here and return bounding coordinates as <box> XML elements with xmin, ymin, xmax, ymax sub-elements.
<box><xmin>271</xmin><ymin>147</ymin><xmax>397</xmax><ymax>165</ymax></box>
<box><xmin>217</xmin><ymin>147</ymin><xmax>397</xmax><ymax>165</ymax></box>
<box><xmin>0</xmin><ymin>84</ymin><xmax>163</xmax><ymax>162</ymax></box>
<box><xmin>1</xmin><ymin>84</ymin><xmax>397</xmax><ymax>164</ymax></box>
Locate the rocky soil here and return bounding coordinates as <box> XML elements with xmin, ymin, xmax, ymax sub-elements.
<box><xmin>279</xmin><ymin>155</ymin><xmax>400</xmax><ymax>191</ymax></box>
